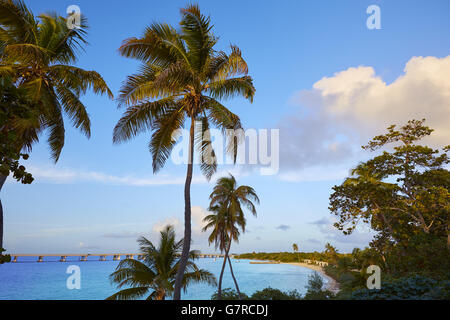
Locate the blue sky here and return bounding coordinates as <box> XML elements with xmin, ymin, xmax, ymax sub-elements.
<box><xmin>3</xmin><ymin>0</ymin><xmax>450</xmax><ymax>254</ymax></box>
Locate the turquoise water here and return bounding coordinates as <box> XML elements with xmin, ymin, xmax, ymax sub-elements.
<box><xmin>0</xmin><ymin>257</ymin><xmax>325</xmax><ymax>300</ymax></box>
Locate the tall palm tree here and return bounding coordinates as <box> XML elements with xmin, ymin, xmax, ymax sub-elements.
<box><xmin>292</xmin><ymin>243</ymin><xmax>299</xmax><ymax>261</ymax></box>
<box><xmin>203</xmin><ymin>174</ymin><xmax>259</xmax><ymax>299</ymax></box>
<box><xmin>0</xmin><ymin>0</ymin><xmax>113</xmax><ymax>249</ymax></box>
<box><xmin>107</xmin><ymin>225</ymin><xmax>216</xmax><ymax>300</ymax></box>
<box><xmin>112</xmin><ymin>4</ymin><xmax>255</xmax><ymax>299</ymax></box>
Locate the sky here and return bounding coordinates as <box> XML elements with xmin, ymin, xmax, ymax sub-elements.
<box><xmin>3</xmin><ymin>0</ymin><xmax>450</xmax><ymax>254</ymax></box>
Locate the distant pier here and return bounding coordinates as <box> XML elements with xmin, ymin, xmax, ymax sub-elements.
<box><xmin>10</xmin><ymin>253</ymin><xmax>225</xmax><ymax>263</ymax></box>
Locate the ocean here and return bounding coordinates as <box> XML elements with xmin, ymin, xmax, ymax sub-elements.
<box><xmin>0</xmin><ymin>257</ymin><xmax>326</xmax><ymax>300</ymax></box>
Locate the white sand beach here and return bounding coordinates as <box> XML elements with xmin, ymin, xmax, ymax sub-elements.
<box><xmin>283</xmin><ymin>262</ymin><xmax>340</xmax><ymax>294</ymax></box>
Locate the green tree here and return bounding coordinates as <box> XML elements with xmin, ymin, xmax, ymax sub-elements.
<box><xmin>203</xmin><ymin>174</ymin><xmax>259</xmax><ymax>299</ymax></box>
<box><xmin>0</xmin><ymin>0</ymin><xmax>112</xmax><ymax>249</ymax></box>
<box><xmin>330</xmin><ymin>119</ymin><xmax>449</xmax><ymax>275</ymax></box>
<box><xmin>107</xmin><ymin>225</ymin><xmax>216</xmax><ymax>300</ymax></box>
<box><xmin>303</xmin><ymin>272</ymin><xmax>334</xmax><ymax>300</ymax></box>
<box><xmin>112</xmin><ymin>4</ymin><xmax>255</xmax><ymax>299</ymax></box>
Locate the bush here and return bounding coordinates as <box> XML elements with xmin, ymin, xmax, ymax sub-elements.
<box><xmin>0</xmin><ymin>248</ymin><xmax>11</xmax><ymax>264</ymax></box>
<box><xmin>211</xmin><ymin>288</ymin><xmax>248</xmax><ymax>300</ymax></box>
<box><xmin>351</xmin><ymin>275</ymin><xmax>450</xmax><ymax>300</ymax></box>
<box><xmin>249</xmin><ymin>287</ymin><xmax>302</xmax><ymax>300</ymax></box>
<box><xmin>211</xmin><ymin>287</ymin><xmax>302</xmax><ymax>300</ymax></box>
<box><xmin>303</xmin><ymin>272</ymin><xmax>335</xmax><ymax>300</ymax></box>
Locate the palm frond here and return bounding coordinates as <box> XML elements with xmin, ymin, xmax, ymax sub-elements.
<box><xmin>55</xmin><ymin>85</ymin><xmax>90</xmax><ymax>137</ymax></box>
<box><xmin>207</xmin><ymin>76</ymin><xmax>255</xmax><ymax>102</ymax></box>
<box><xmin>180</xmin><ymin>4</ymin><xmax>216</xmax><ymax>72</ymax></box>
<box><xmin>195</xmin><ymin>116</ymin><xmax>217</xmax><ymax>180</ymax></box>
<box><xmin>113</xmin><ymin>97</ymin><xmax>177</xmax><ymax>144</ymax></box>
<box><xmin>105</xmin><ymin>286</ymin><xmax>149</xmax><ymax>300</ymax></box>
<box><xmin>148</xmin><ymin>107</ymin><xmax>185</xmax><ymax>172</ymax></box>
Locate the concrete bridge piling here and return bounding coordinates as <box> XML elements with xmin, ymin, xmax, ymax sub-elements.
<box><xmin>9</xmin><ymin>253</ymin><xmax>225</xmax><ymax>263</ymax></box>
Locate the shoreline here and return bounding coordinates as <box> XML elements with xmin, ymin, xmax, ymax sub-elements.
<box><xmin>282</xmin><ymin>262</ymin><xmax>340</xmax><ymax>294</ymax></box>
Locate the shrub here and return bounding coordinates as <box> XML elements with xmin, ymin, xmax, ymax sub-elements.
<box><xmin>211</xmin><ymin>288</ymin><xmax>248</xmax><ymax>300</ymax></box>
<box><xmin>249</xmin><ymin>287</ymin><xmax>302</xmax><ymax>300</ymax></box>
<box><xmin>351</xmin><ymin>275</ymin><xmax>450</xmax><ymax>300</ymax></box>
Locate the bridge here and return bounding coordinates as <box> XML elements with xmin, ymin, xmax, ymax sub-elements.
<box><xmin>9</xmin><ymin>253</ymin><xmax>226</xmax><ymax>263</ymax></box>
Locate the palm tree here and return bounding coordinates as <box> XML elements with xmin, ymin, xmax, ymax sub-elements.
<box><xmin>107</xmin><ymin>225</ymin><xmax>216</xmax><ymax>300</ymax></box>
<box><xmin>0</xmin><ymin>0</ymin><xmax>113</xmax><ymax>249</ymax></box>
<box><xmin>292</xmin><ymin>243</ymin><xmax>299</xmax><ymax>261</ymax></box>
<box><xmin>324</xmin><ymin>243</ymin><xmax>338</xmax><ymax>264</ymax></box>
<box><xmin>203</xmin><ymin>174</ymin><xmax>259</xmax><ymax>299</ymax></box>
<box><xmin>112</xmin><ymin>4</ymin><xmax>255</xmax><ymax>299</ymax></box>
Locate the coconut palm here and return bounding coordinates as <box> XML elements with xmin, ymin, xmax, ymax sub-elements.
<box><xmin>107</xmin><ymin>225</ymin><xmax>216</xmax><ymax>300</ymax></box>
<box><xmin>292</xmin><ymin>243</ymin><xmax>299</xmax><ymax>261</ymax></box>
<box><xmin>112</xmin><ymin>4</ymin><xmax>255</xmax><ymax>299</ymax></box>
<box><xmin>0</xmin><ymin>0</ymin><xmax>113</xmax><ymax>249</ymax></box>
<box><xmin>203</xmin><ymin>174</ymin><xmax>259</xmax><ymax>299</ymax></box>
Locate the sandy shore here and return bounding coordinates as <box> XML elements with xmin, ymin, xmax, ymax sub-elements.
<box><xmin>283</xmin><ymin>262</ymin><xmax>340</xmax><ymax>294</ymax></box>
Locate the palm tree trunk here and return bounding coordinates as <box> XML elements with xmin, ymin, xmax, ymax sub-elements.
<box><xmin>217</xmin><ymin>251</ymin><xmax>228</xmax><ymax>300</ymax></box>
<box><xmin>227</xmin><ymin>255</ymin><xmax>242</xmax><ymax>299</ymax></box>
<box><xmin>0</xmin><ymin>174</ymin><xmax>7</xmax><ymax>250</ymax></box>
<box><xmin>173</xmin><ymin>116</ymin><xmax>195</xmax><ymax>300</ymax></box>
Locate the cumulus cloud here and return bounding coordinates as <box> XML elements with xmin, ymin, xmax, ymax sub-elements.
<box><xmin>152</xmin><ymin>217</ymin><xmax>182</xmax><ymax>234</ymax></box>
<box><xmin>151</xmin><ymin>206</ymin><xmax>209</xmax><ymax>239</ymax></box>
<box><xmin>280</xmin><ymin>55</ymin><xmax>450</xmax><ymax>177</ymax></box>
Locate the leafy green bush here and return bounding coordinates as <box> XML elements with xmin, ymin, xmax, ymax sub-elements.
<box><xmin>0</xmin><ymin>248</ymin><xmax>11</xmax><ymax>264</ymax></box>
<box><xmin>211</xmin><ymin>287</ymin><xmax>302</xmax><ymax>300</ymax></box>
<box><xmin>249</xmin><ymin>287</ymin><xmax>302</xmax><ymax>300</ymax></box>
<box><xmin>211</xmin><ymin>288</ymin><xmax>248</xmax><ymax>300</ymax></box>
<box><xmin>302</xmin><ymin>272</ymin><xmax>335</xmax><ymax>300</ymax></box>
<box><xmin>351</xmin><ymin>275</ymin><xmax>450</xmax><ymax>300</ymax></box>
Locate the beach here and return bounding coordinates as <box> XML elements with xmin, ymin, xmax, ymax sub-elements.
<box><xmin>283</xmin><ymin>262</ymin><xmax>340</xmax><ymax>294</ymax></box>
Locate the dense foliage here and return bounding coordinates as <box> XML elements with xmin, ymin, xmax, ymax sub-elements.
<box><xmin>351</xmin><ymin>275</ymin><xmax>450</xmax><ymax>300</ymax></box>
<box><xmin>210</xmin><ymin>273</ymin><xmax>332</xmax><ymax>300</ymax></box>
<box><xmin>330</xmin><ymin>120</ymin><xmax>449</xmax><ymax>278</ymax></box>
<box><xmin>234</xmin><ymin>251</ymin><xmax>344</xmax><ymax>263</ymax></box>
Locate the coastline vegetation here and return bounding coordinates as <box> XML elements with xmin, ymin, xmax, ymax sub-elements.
<box><xmin>0</xmin><ymin>0</ymin><xmax>448</xmax><ymax>301</ymax></box>
<box><xmin>236</xmin><ymin>120</ymin><xmax>450</xmax><ymax>300</ymax></box>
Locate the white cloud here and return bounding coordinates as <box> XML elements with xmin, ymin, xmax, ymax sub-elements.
<box><xmin>191</xmin><ymin>206</ymin><xmax>209</xmax><ymax>235</ymax></box>
<box><xmin>310</xmin><ymin>216</ymin><xmax>375</xmax><ymax>248</ymax></box>
<box><xmin>25</xmin><ymin>165</ymin><xmax>208</xmax><ymax>186</ymax></box>
<box><xmin>152</xmin><ymin>217</ymin><xmax>182</xmax><ymax>234</ymax></box>
<box><xmin>280</xmin><ymin>55</ymin><xmax>450</xmax><ymax>175</ymax></box>
<box><xmin>150</xmin><ymin>206</ymin><xmax>210</xmax><ymax>243</ymax></box>
<box><xmin>20</xmin><ymin>164</ymin><xmax>248</xmax><ymax>187</ymax></box>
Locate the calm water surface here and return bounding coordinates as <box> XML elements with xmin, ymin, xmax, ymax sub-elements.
<box><xmin>0</xmin><ymin>257</ymin><xmax>326</xmax><ymax>300</ymax></box>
